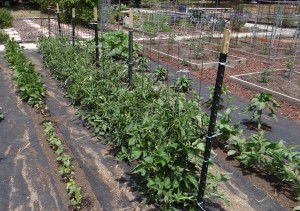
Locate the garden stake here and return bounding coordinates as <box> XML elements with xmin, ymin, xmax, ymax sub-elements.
<box><xmin>72</xmin><ymin>8</ymin><xmax>75</xmax><ymax>46</ymax></box>
<box><xmin>56</xmin><ymin>4</ymin><xmax>62</xmax><ymax>35</ymax></box>
<box><xmin>128</xmin><ymin>8</ymin><xmax>134</xmax><ymax>89</ymax></box>
<box><xmin>196</xmin><ymin>29</ymin><xmax>231</xmax><ymax>211</ymax></box>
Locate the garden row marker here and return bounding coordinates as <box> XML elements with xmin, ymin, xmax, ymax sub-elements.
<box><xmin>56</xmin><ymin>4</ymin><xmax>62</xmax><ymax>35</ymax></box>
<box><xmin>72</xmin><ymin>8</ymin><xmax>76</xmax><ymax>46</ymax></box>
<box><xmin>196</xmin><ymin>29</ymin><xmax>231</xmax><ymax>211</ymax></box>
<box><xmin>128</xmin><ymin>8</ymin><xmax>134</xmax><ymax>89</ymax></box>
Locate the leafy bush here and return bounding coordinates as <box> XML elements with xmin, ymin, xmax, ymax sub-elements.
<box><xmin>0</xmin><ymin>30</ymin><xmax>9</xmax><ymax>43</ymax></box>
<box><xmin>100</xmin><ymin>30</ymin><xmax>142</xmax><ymax>60</ymax></box>
<box><xmin>37</xmin><ymin>36</ymin><xmax>230</xmax><ymax>210</ymax></box>
<box><xmin>0</xmin><ymin>8</ymin><xmax>13</xmax><ymax>29</ymax></box>
<box><xmin>153</xmin><ymin>65</ymin><xmax>167</xmax><ymax>81</ymax></box>
<box><xmin>171</xmin><ymin>75</ymin><xmax>192</xmax><ymax>93</ymax></box>
<box><xmin>4</xmin><ymin>39</ymin><xmax>46</xmax><ymax>107</ymax></box>
<box><xmin>282</xmin><ymin>18</ymin><xmax>294</xmax><ymax>28</ymax></box>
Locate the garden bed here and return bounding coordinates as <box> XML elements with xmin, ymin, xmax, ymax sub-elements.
<box><xmin>140</xmin><ymin>40</ymin><xmax>246</xmax><ymax>69</ymax></box>
<box><xmin>230</xmin><ymin>69</ymin><xmax>300</xmax><ymax>106</ymax></box>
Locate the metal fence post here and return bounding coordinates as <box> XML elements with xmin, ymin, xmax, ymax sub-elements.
<box><xmin>195</xmin><ymin>29</ymin><xmax>231</xmax><ymax>211</ymax></box>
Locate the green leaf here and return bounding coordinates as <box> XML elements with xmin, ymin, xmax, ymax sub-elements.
<box><xmin>227</xmin><ymin>150</ymin><xmax>237</xmax><ymax>156</ymax></box>
<box><xmin>131</xmin><ymin>150</ymin><xmax>142</xmax><ymax>160</ymax></box>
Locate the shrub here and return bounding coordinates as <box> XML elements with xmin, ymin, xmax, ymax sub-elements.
<box><xmin>0</xmin><ymin>8</ymin><xmax>14</xmax><ymax>29</ymax></box>
<box><xmin>282</xmin><ymin>18</ymin><xmax>294</xmax><ymax>28</ymax></box>
<box><xmin>0</xmin><ymin>30</ymin><xmax>9</xmax><ymax>43</ymax></box>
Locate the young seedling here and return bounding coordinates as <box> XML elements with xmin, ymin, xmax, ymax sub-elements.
<box><xmin>286</xmin><ymin>60</ymin><xmax>296</xmax><ymax>79</ymax></box>
<box><xmin>259</xmin><ymin>67</ymin><xmax>273</xmax><ymax>83</ymax></box>
<box><xmin>242</xmin><ymin>92</ymin><xmax>281</xmax><ymax>129</ymax></box>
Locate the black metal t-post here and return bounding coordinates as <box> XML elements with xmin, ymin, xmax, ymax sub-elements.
<box><xmin>128</xmin><ymin>8</ymin><xmax>134</xmax><ymax>89</ymax></box>
<box><xmin>196</xmin><ymin>29</ymin><xmax>231</xmax><ymax>211</ymax></box>
<box><xmin>72</xmin><ymin>8</ymin><xmax>75</xmax><ymax>46</ymax></box>
<box><xmin>47</xmin><ymin>6</ymin><xmax>51</xmax><ymax>37</ymax></box>
<box><xmin>94</xmin><ymin>23</ymin><xmax>99</xmax><ymax>67</ymax></box>
<box><xmin>56</xmin><ymin>11</ymin><xmax>62</xmax><ymax>35</ymax></box>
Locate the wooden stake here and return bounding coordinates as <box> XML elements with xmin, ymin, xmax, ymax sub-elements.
<box><xmin>221</xmin><ymin>29</ymin><xmax>231</xmax><ymax>54</ymax></box>
<box><xmin>93</xmin><ymin>7</ymin><xmax>98</xmax><ymax>22</ymax></box>
<box><xmin>129</xmin><ymin>8</ymin><xmax>133</xmax><ymax>28</ymax></box>
<box><xmin>56</xmin><ymin>3</ymin><xmax>59</xmax><ymax>12</ymax></box>
<box><xmin>72</xmin><ymin>8</ymin><xmax>76</xmax><ymax>18</ymax></box>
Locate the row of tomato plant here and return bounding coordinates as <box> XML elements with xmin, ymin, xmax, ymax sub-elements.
<box><xmin>44</xmin><ymin>121</ymin><xmax>83</xmax><ymax>209</ymax></box>
<box><xmin>37</xmin><ymin>34</ymin><xmax>231</xmax><ymax>210</ymax></box>
<box><xmin>4</xmin><ymin>39</ymin><xmax>83</xmax><ymax>210</ymax></box>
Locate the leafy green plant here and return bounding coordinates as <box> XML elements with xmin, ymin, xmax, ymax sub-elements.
<box><xmin>204</xmin><ymin>86</ymin><xmax>232</xmax><ymax>110</ymax></box>
<box><xmin>153</xmin><ymin>65</ymin><xmax>168</xmax><ymax>81</ymax></box>
<box><xmin>282</xmin><ymin>18</ymin><xmax>294</xmax><ymax>28</ymax></box>
<box><xmin>100</xmin><ymin>30</ymin><xmax>142</xmax><ymax>60</ymax></box>
<box><xmin>286</xmin><ymin>60</ymin><xmax>296</xmax><ymax>79</ymax></box>
<box><xmin>259</xmin><ymin>67</ymin><xmax>273</xmax><ymax>83</ymax></box>
<box><xmin>227</xmin><ymin>131</ymin><xmax>300</xmax><ymax>205</ymax></box>
<box><xmin>37</xmin><ymin>36</ymin><xmax>230</xmax><ymax>210</ymax></box>
<box><xmin>0</xmin><ymin>8</ymin><xmax>13</xmax><ymax>29</ymax></box>
<box><xmin>168</xmin><ymin>32</ymin><xmax>175</xmax><ymax>50</ymax></box>
<box><xmin>137</xmin><ymin>57</ymin><xmax>149</xmax><ymax>72</ymax></box>
<box><xmin>171</xmin><ymin>75</ymin><xmax>192</xmax><ymax>93</ymax></box>
<box><xmin>215</xmin><ymin>106</ymin><xmax>242</xmax><ymax>145</ymax></box>
<box><xmin>4</xmin><ymin>39</ymin><xmax>46</xmax><ymax>107</ymax></box>
<box><xmin>181</xmin><ymin>57</ymin><xmax>189</xmax><ymax>67</ymax></box>
<box><xmin>191</xmin><ymin>37</ymin><xmax>207</xmax><ymax>60</ymax></box>
<box><xmin>0</xmin><ymin>30</ymin><xmax>9</xmax><ymax>43</ymax></box>
<box><xmin>242</xmin><ymin>93</ymin><xmax>281</xmax><ymax>129</ymax></box>
<box><xmin>43</xmin><ymin>121</ymin><xmax>82</xmax><ymax>208</ymax></box>
<box><xmin>67</xmin><ymin>181</ymin><xmax>83</xmax><ymax>209</ymax></box>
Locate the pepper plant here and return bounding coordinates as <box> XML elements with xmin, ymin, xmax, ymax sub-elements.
<box><xmin>153</xmin><ymin>65</ymin><xmax>168</xmax><ymax>81</ymax></box>
<box><xmin>171</xmin><ymin>75</ymin><xmax>192</xmax><ymax>93</ymax></box>
<box><xmin>242</xmin><ymin>92</ymin><xmax>281</xmax><ymax>129</ymax></box>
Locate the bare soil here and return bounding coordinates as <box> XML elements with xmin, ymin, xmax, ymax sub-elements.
<box><xmin>239</xmin><ymin>69</ymin><xmax>300</xmax><ymax>100</ymax></box>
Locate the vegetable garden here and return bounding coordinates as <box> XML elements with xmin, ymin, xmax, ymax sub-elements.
<box><xmin>0</xmin><ymin>0</ymin><xmax>300</xmax><ymax>210</ymax></box>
